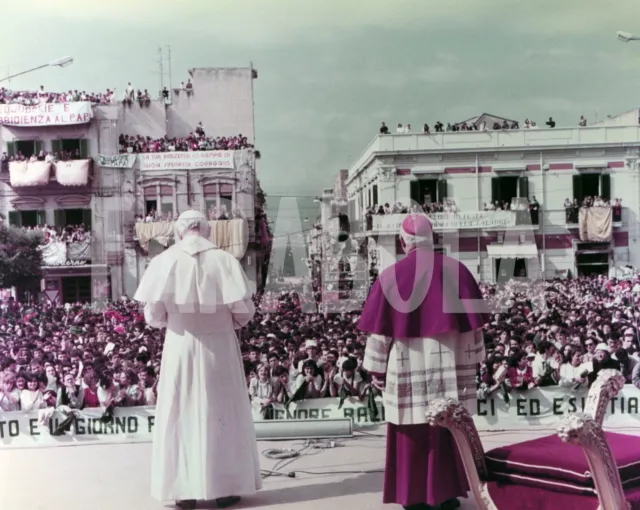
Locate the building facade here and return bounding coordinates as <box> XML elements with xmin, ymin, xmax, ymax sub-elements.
<box><xmin>345</xmin><ymin>122</ymin><xmax>640</xmax><ymax>283</ymax></box>
<box><xmin>0</xmin><ymin>66</ymin><xmax>269</xmax><ymax>303</ymax></box>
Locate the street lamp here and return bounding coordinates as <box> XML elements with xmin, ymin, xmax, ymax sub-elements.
<box><xmin>0</xmin><ymin>56</ymin><xmax>74</xmax><ymax>84</ymax></box>
<box><xmin>617</xmin><ymin>31</ymin><xmax>640</xmax><ymax>43</ymax></box>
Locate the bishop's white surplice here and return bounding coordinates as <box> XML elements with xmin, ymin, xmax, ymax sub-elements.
<box><xmin>134</xmin><ymin>232</ymin><xmax>261</xmax><ymax>503</ymax></box>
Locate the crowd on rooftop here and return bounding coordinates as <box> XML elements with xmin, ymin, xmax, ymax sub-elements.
<box><xmin>119</xmin><ymin>124</ymin><xmax>253</xmax><ymax>153</ymax></box>
<box><xmin>379</xmin><ymin>115</ymin><xmax>590</xmax><ymax>135</ymax></box>
<box><xmin>0</xmin><ymin>86</ymin><xmax>116</xmax><ymax>105</ymax></box>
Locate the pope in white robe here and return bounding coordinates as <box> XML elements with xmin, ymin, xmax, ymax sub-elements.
<box><xmin>134</xmin><ymin>210</ymin><xmax>260</xmax><ymax>509</ymax></box>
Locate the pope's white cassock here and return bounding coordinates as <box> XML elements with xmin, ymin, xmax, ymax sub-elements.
<box><xmin>134</xmin><ymin>211</ymin><xmax>261</xmax><ymax>504</ymax></box>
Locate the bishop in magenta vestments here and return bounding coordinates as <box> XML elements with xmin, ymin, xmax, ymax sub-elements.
<box><xmin>359</xmin><ymin>213</ymin><xmax>489</xmax><ymax>510</ymax></box>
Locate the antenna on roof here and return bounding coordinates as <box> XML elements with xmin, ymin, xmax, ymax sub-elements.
<box><xmin>157</xmin><ymin>46</ymin><xmax>164</xmax><ymax>99</ymax></box>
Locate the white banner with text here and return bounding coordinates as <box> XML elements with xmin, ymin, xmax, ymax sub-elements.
<box><xmin>3</xmin><ymin>387</ymin><xmax>640</xmax><ymax>448</ymax></box>
<box><xmin>0</xmin><ymin>102</ymin><xmax>93</xmax><ymax>126</ymax></box>
<box><xmin>98</xmin><ymin>154</ymin><xmax>137</xmax><ymax>169</ymax></box>
<box><xmin>373</xmin><ymin>211</ymin><xmax>517</xmax><ymax>232</ymax></box>
<box><xmin>138</xmin><ymin>151</ymin><xmax>235</xmax><ymax>171</ymax></box>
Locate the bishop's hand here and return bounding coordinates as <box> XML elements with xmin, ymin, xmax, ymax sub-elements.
<box><xmin>371</xmin><ymin>375</ymin><xmax>386</xmax><ymax>391</ymax></box>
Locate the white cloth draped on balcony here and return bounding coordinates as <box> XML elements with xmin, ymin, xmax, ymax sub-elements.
<box><xmin>135</xmin><ymin>219</ymin><xmax>248</xmax><ymax>259</ymax></box>
<box><xmin>40</xmin><ymin>242</ymin><xmax>67</xmax><ymax>266</ymax></box>
<box><xmin>55</xmin><ymin>160</ymin><xmax>90</xmax><ymax>186</ymax></box>
<box><xmin>40</xmin><ymin>241</ymin><xmax>92</xmax><ymax>266</ymax></box>
<box><xmin>578</xmin><ymin>207</ymin><xmax>612</xmax><ymax>242</ymax></box>
<box><xmin>68</xmin><ymin>241</ymin><xmax>91</xmax><ymax>261</ymax></box>
<box><xmin>9</xmin><ymin>161</ymin><xmax>51</xmax><ymax>187</ymax></box>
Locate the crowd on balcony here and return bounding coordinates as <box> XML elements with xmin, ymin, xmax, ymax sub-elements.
<box><xmin>3</xmin><ymin>272</ymin><xmax>640</xmax><ymax>431</ymax></box>
<box><xmin>0</xmin><ymin>86</ymin><xmax>116</xmax><ymax>105</ymax></box>
<box><xmin>134</xmin><ymin>205</ymin><xmax>244</xmax><ymax>223</ymax></box>
<box><xmin>21</xmin><ymin>224</ymin><xmax>92</xmax><ymax>245</ymax></box>
<box><xmin>379</xmin><ymin>115</ymin><xmax>590</xmax><ymax>135</ymax></box>
<box><xmin>118</xmin><ymin>126</ymin><xmax>253</xmax><ymax>154</ymax></box>
<box><xmin>1</xmin><ymin>150</ymin><xmax>87</xmax><ymax>171</ymax></box>
<box><xmin>564</xmin><ymin>197</ymin><xmax>622</xmax><ymax>223</ymax></box>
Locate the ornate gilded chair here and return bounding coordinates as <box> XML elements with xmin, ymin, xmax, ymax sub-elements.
<box><xmin>425</xmin><ymin>370</ymin><xmax>640</xmax><ymax>510</ymax></box>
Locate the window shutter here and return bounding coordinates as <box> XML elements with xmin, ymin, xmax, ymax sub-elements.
<box><xmin>36</xmin><ymin>210</ymin><xmax>46</xmax><ymax>226</ymax></box>
<box><xmin>6</xmin><ymin>142</ymin><xmax>16</xmax><ymax>157</ymax></box>
<box><xmin>437</xmin><ymin>179</ymin><xmax>448</xmax><ymax>201</ymax></box>
<box><xmin>410</xmin><ymin>180</ymin><xmax>420</xmax><ymax>207</ymax></box>
<box><xmin>600</xmin><ymin>173</ymin><xmax>611</xmax><ymax>201</ymax></box>
<box><xmin>79</xmin><ymin>139</ymin><xmax>90</xmax><ymax>159</ymax></box>
<box><xmin>572</xmin><ymin>174</ymin><xmax>583</xmax><ymax>203</ymax></box>
<box><xmin>82</xmin><ymin>209</ymin><xmax>92</xmax><ymax>230</ymax></box>
<box><xmin>372</xmin><ymin>184</ymin><xmax>378</xmax><ymax>206</ymax></box>
<box><xmin>368</xmin><ymin>188</ymin><xmax>372</xmax><ymax>207</ymax></box>
<box><xmin>8</xmin><ymin>211</ymin><xmax>20</xmax><ymax>227</ymax></box>
<box><xmin>54</xmin><ymin>209</ymin><xmax>65</xmax><ymax>227</ymax></box>
<box><xmin>518</xmin><ymin>176</ymin><xmax>529</xmax><ymax>200</ymax></box>
<box><xmin>491</xmin><ymin>177</ymin><xmax>501</xmax><ymax>204</ymax></box>
<box><xmin>34</xmin><ymin>141</ymin><xmax>44</xmax><ymax>156</ymax></box>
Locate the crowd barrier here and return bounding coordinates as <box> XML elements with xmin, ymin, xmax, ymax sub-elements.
<box><xmin>2</xmin><ymin>386</ymin><xmax>640</xmax><ymax>449</ymax></box>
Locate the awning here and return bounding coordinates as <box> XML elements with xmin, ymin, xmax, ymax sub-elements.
<box><xmin>574</xmin><ymin>160</ymin><xmax>607</xmax><ymax>169</ymax></box>
<box><xmin>411</xmin><ymin>166</ymin><xmax>445</xmax><ymax>174</ymax></box>
<box><xmin>491</xmin><ymin>163</ymin><xmax>527</xmax><ymax>172</ymax></box>
<box><xmin>486</xmin><ymin>243</ymin><xmax>538</xmax><ymax>259</ymax></box>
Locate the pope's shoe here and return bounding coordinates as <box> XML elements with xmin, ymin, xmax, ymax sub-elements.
<box><xmin>216</xmin><ymin>496</ymin><xmax>241</xmax><ymax>508</ymax></box>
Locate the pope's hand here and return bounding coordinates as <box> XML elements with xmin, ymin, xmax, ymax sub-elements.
<box><xmin>372</xmin><ymin>376</ymin><xmax>385</xmax><ymax>391</ymax></box>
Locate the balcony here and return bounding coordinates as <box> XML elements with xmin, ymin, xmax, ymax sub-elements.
<box><xmin>366</xmin><ymin>210</ymin><xmax>539</xmax><ymax>235</ymax></box>
<box><xmin>347</xmin><ymin>124</ymin><xmax>640</xmax><ymax>181</ymax></box>
<box><xmin>41</xmin><ymin>240</ymin><xmax>92</xmax><ymax>267</ymax></box>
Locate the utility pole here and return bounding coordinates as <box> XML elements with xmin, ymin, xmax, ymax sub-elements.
<box><xmin>167</xmin><ymin>45</ymin><xmax>172</xmax><ymax>91</ymax></box>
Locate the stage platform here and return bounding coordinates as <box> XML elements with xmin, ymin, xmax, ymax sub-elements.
<box><xmin>0</xmin><ymin>424</ymin><xmax>626</xmax><ymax>510</ymax></box>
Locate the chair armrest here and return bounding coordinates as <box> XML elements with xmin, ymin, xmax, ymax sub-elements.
<box><xmin>557</xmin><ymin>412</ymin><xmax>629</xmax><ymax>510</ymax></box>
<box><xmin>426</xmin><ymin>398</ymin><xmax>497</xmax><ymax>510</ymax></box>
<box><xmin>584</xmin><ymin>369</ymin><xmax>625</xmax><ymax>426</ymax></box>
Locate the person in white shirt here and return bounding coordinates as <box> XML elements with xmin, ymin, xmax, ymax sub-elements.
<box><xmin>396</xmin><ymin>123</ymin><xmax>404</xmax><ymax>134</ymax></box>
<box><xmin>559</xmin><ymin>350</ymin><xmax>588</xmax><ymax>388</ymax></box>
<box><xmin>531</xmin><ymin>340</ymin><xmax>558</xmax><ymax>386</ymax></box>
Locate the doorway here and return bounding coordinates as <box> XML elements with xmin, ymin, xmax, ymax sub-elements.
<box><xmin>494</xmin><ymin>258</ymin><xmax>528</xmax><ymax>283</ymax></box>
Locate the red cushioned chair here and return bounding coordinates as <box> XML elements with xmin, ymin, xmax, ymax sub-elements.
<box><xmin>425</xmin><ymin>370</ymin><xmax>640</xmax><ymax>510</ymax></box>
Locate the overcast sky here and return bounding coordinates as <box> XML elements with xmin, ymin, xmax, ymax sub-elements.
<box><xmin>2</xmin><ymin>0</ymin><xmax>640</xmax><ymax>221</ymax></box>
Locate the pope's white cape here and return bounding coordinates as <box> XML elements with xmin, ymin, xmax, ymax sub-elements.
<box><xmin>134</xmin><ymin>234</ymin><xmax>261</xmax><ymax>502</ymax></box>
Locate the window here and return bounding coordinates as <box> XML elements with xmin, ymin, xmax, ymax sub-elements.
<box><xmin>145</xmin><ymin>200</ymin><xmax>157</xmax><ymax>215</ymax></box>
<box><xmin>495</xmin><ymin>258</ymin><xmax>528</xmax><ymax>282</ymax></box>
<box><xmin>7</xmin><ymin>140</ymin><xmax>43</xmax><ymax>158</ymax></box>
<box><xmin>160</xmin><ymin>202</ymin><xmax>174</xmax><ymax>216</ymax></box>
<box><xmin>51</xmin><ymin>139</ymin><xmax>90</xmax><ymax>159</ymax></box>
<box><xmin>54</xmin><ymin>209</ymin><xmax>92</xmax><ymax>229</ymax></box>
<box><xmin>410</xmin><ymin>178</ymin><xmax>447</xmax><ymax>206</ymax></box>
<box><xmin>8</xmin><ymin>210</ymin><xmax>45</xmax><ymax>227</ymax></box>
<box><xmin>372</xmin><ymin>185</ymin><xmax>378</xmax><ymax>206</ymax></box>
<box><xmin>572</xmin><ymin>173</ymin><xmax>610</xmax><ymax>204</ymax></box>
<box><xmin>491</xmin><ymin>176</ymin><xmax>528</xmax><ymax>205</ymax></box>
<box><xmin>62</xmin><ymin>276</ymin><xmax>91</xmax><ymax>303</ymax></box>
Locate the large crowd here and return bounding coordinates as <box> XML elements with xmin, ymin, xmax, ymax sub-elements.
<box><xmin>2</xmin><ymin>271</ymin><xmax>640</xmax><ymax>431</ymax></box>
<box><xmin>0</xmin><ymin>86</ymin><xmax>116</xmax><ymax>105</ymax></box>
<box><xmin>119</xmin><ymin>125</ymin><xmax>253</xmax><ymax>154</ymax></box>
